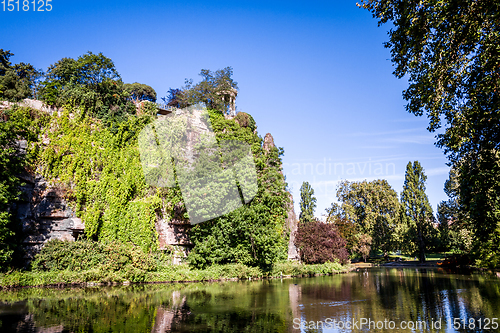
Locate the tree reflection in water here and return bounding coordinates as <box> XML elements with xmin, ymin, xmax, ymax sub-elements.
<box><xmin>0</xmin><ymin>268</ymin><xmax>499</xmax><ymax>332</ymax></box>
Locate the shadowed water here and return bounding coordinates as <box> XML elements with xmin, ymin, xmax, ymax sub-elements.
<box><xmin>0</xmin><ymin>268</ymin><xmax>499</xmax><ymax>332</ymax></box>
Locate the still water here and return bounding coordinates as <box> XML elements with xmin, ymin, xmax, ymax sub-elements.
<box><xmin>0</xmin><ymin>268</ymin><xmax>499</xmax><ymax>332</ymax></box>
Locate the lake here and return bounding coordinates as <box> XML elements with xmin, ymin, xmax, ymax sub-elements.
<box><xmin>0</xmin><ymin>267</ymin><xmax>499</xmax><ymax>332</ymax></box>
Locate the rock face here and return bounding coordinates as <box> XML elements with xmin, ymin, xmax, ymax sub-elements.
<box><xmin>0</xmin><ymin>99</ymin><xmax>60</xmax><ymax>114</ymax></box>
<box><xmin>16</xmin><ymin>174</ymin><xmax>84</xmax><ymax>263</ymax></box>
<box><xmin>263</xmin><ymin>133</ymin><xmax>275</xmax><ymax>152</ymax></box>
<box><xmin>16</xmin><ymin>171</ymin><xmax>194</xmax><ymax>264</ymax></box>
<box><xmin>156</xmin><ymin>209</ymin><xmax>193</xmax><ymax>264</ymax></box>
<box><xmin>286</xmin><ymin>193</ymin><xmax>300</xmax><ymax>261</ymax></box>
<box><xmin>16</xmin><ymin>172</ymin><xmax>195</xmax><ymax>264</ymax></box>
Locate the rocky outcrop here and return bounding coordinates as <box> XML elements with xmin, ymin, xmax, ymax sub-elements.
<box><xmin>9</xmin><ymin>105</ymin><xmax>297</xmax><ymax>264</ymax></box>
<box><xmin>0</xmin><ymin>99</ymin><xmax>61</xmax><ymax>114</ymax></box>
<box><xmin>286</xmin><ymin>193</ymin><xmax>299</xmax><ymax>261</ymax></box>
<box><xmin>16</xmin><ymin>174</ymin><xmax>84</xmax><ymax>263</ymax></box>
<box><xmin>263</xmin><ymin>133</ymin><xmax>275</xmax><ymax>152</ymax></box>
<box><xmin>16</xmin><ymin>172</ymin><xmax>195</xmax><ymax>264</ymax></box>
<box><xmin>16</xmin><ymin>173</ymin><xmax>196</xmax><ymax>264</ymax></box>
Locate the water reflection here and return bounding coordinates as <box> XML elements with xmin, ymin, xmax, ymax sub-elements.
<box><xmin>0</xmin><ymin>268</ymin><xmax>499</xmax><ymax>332</ymax></box>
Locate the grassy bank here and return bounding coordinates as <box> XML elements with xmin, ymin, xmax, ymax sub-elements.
<box><xmin>0</xmin><ymin>262</ymin><xmax>353</xmax><ymax>288</ymax></box>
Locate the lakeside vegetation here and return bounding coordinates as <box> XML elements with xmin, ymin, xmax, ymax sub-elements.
<box><xmin>0</xmin><ymin>238</ymin><xmax>350</xmax><ymax>288</ymax></box>
<box><xmin>0</xmin><ymin>262</ymin><xmax>351</xmax><ymax>288</ymax></box>
<box><xmin>2</xmin><ymin>0</ymin><xmax>500</xmax><ymax>287</ymax></box>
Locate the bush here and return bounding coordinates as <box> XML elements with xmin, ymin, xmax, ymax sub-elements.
<box><xmin>234</xmin><ymin>112</ymin><xmax>256</xmax><ymax>132</ymax></box>
<box><xmin>31</xmin><ymin>239</ymin><xmax>156</xmax><ymax>273</ymax></box>
<box><xmin>295</xmin><ymin>221</ymin><xmax>349</xmax><ymax>265</ymax></box>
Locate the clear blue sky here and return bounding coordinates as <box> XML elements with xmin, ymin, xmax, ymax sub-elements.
<box><xmin>1</xmin><ymin>0</ymin><xmax>450</xmax><ymax>216</ymax></box>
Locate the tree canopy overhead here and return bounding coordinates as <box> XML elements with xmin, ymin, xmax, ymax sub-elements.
<box><xmin>360</xmin><ymin>0</ymin><xmax>500</xmax><ymax>267</ymax></box>
<box><xmin>358</xmin><ymin>0</ymin><xmax>500</xmax><ymax>159</ymax></box>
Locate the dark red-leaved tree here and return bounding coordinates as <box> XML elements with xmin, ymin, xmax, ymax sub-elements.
<box><xmin>295</xmin><ymin>221</ymin><xmax>349</xmax><ymax>264</ymax></box>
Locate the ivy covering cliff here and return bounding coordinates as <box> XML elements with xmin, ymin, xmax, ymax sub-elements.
<box><xmin>1</xmin><ymin>102</ymin><xmax>290</xmax><ymax>270</ymax></box>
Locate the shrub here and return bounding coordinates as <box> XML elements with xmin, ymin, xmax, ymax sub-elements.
<box><xmin>295</xmin><ymin>221</ymin><xmax>349</xmax><ymax>265</ymax></box>
<box><xmin>234</xmin><ymin>112</ymin><xmax>256</xmax><ymax>132</ymax></box>
<box><xmin>31</xmin><ymin>239</ymin><xmax>156</xmax><ymax>273</ymax></box>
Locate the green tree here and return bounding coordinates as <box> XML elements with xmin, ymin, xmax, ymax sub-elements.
<box><xmin>359</xmin><ymin>0</ymin><xmax>500</xmax><ymax>267</ymax></box>
<box><xmin>0</xmin><ymin>49</ymin><xmax>40</xmax><ymax>101</ymax></box>
<box><xmin>299</xmin><ymin>181</ymin><xmax>316</xmax><ymax>223</ymax></box>
<box><xmin>124</xmin><ymin>82</ymin><xmax>157</xmax><ymax>102</ymax></box>
<box><xmin>164</xmin><ymin>88</ymin><xmax>189</xmax><ymax>108</ymax></box>
<box><xmin>183</xmin><ymin>67</ymin><xmax>238</xmax><ymax>114</ymax></box>
<box><xmin>330</xmin><ymin>179</ymin><xmax>399</xmax><ymax>257</ymax></box>
<box><xmin>0</xmin><ymin>49</ymin><xmax>13</xmax><ymax>75</ymax></box>
<box><xmin>187</xmin><ymin>110</ymin><xmax>289</xmax><ymax>269</ymax></box>
<box><xmin>400</xmin><ymin>161</ymin><xmax>435</xmax><ymax>263</ymax></box>
<box><xmin>436</xmin><ymin>168</ymin><xmax>461</xmax><ymax>252</ymax></box>
<box><xmin>353</xmin><ymin>234</ymin><xmax>372</xmax><ymax>262</ymax></box>
<box><xmin>457</xmin><ymin>149</ymin><xmax>500</xmax><ymax>266</ymax></box>
<box><xmin>40</xmin><ymin>52</ymin><xmax>134</xmax><ymax>126</ymax></box>
<box><xmin>325</xmin><ymin>214</ymin><xmax>358</xmax><ymax>256</ymax></box>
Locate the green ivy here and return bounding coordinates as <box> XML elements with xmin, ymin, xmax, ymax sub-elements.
<box><xmin>39</xmin><ymin>108</ymin><xmax>161</xmax><ymax>251</ymax></box>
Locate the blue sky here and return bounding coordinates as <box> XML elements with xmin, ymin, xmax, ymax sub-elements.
<box><xmin>1</xmin><ymin>0</ymin><xmax>450</xmax><ymax>216</ymax></box>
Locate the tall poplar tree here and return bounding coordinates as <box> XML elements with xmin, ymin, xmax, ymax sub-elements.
<box><xmin>299</xmin><ymin>181</ymin><xmax>316</xmax><ymax>223</ymax></box>
<box><xmin>400</xmin><ymin>161</ymin><xmax>435</xmax><ymax>263</ymax></box>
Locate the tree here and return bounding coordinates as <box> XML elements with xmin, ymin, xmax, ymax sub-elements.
<box><xmin>400</xmin><ymin>161</ymin><xmax>435</xmax><ymax>263</ymax></box>
<box><xmin>353</xmin><ymin>234</ymin><xmax>372</xmax><ymax>262</ymax></box>
<box><xmin>295</xmin><ymin>221</ymin><xmax>349</xmax><ymax>264</ymax></box>
<box><xmin>359</xmin><ymin>0</ymin><xmax>500</xmax><ymax>267</ymax></box>
<box><xmin>0</xmin><ymin>49</ymin><xmax>13</xmax><ymax>75</ymax></box>
<box><xmin>326</xmin><ymin>213</ymin><xmax>358</xmax><ymax>255</ymax></box>
<box><xmin>41</xmin><ymin>52</ymin><xmax>135</xmax><ymax>127</ymax></box>
<box><xmin>124</xmin><ymin>83</ymin><xmax>156</xmax><ymax>102</ymax></box>
<box><xmin>330</xmin><ymin>179</ymin><xmax>399</xmax><ymax>257</ymax></box>
<box><xmin>436</xmin><ymin>168</ymin><xmax>461</xmax><ymax>252</ymax></box>
<box><xmin>43</xmin><ymin>52</ymin><xmax>120</xmax><ymax>93</ymax></box>
<box><xmin>163</xmin><ymin>88</ymin><xmax>189</xmax><ymax>108</ymax></box>
<box><xmin>299</xmin><ymin>181</ymin><xmax>316</xmax><ymax>223</ymax></box>
<box><xmin>183</xmin><ymin>67</ymin><xmax>238</xmax><ymax>114</ymax></box>
<box><xmin>0</xmin><ymin>49</ymin><xmax>40</xmax><ymax>101</ymax></box>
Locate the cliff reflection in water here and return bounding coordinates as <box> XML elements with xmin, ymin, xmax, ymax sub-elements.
<box><xmin>0</xmin><ymin>268</ymin><xmax>499</xmax><ymax>332</ymax></box>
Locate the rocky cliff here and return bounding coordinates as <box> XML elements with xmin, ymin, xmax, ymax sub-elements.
<box><xmin>262</xmin><ymin>133</ymin><xmax>299</xmax><ymax>260</ymax></box>
<box><xmin>7</xmin><ymin>102</ymin><xmax>298</xmax><ymax>263</ymax></box>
